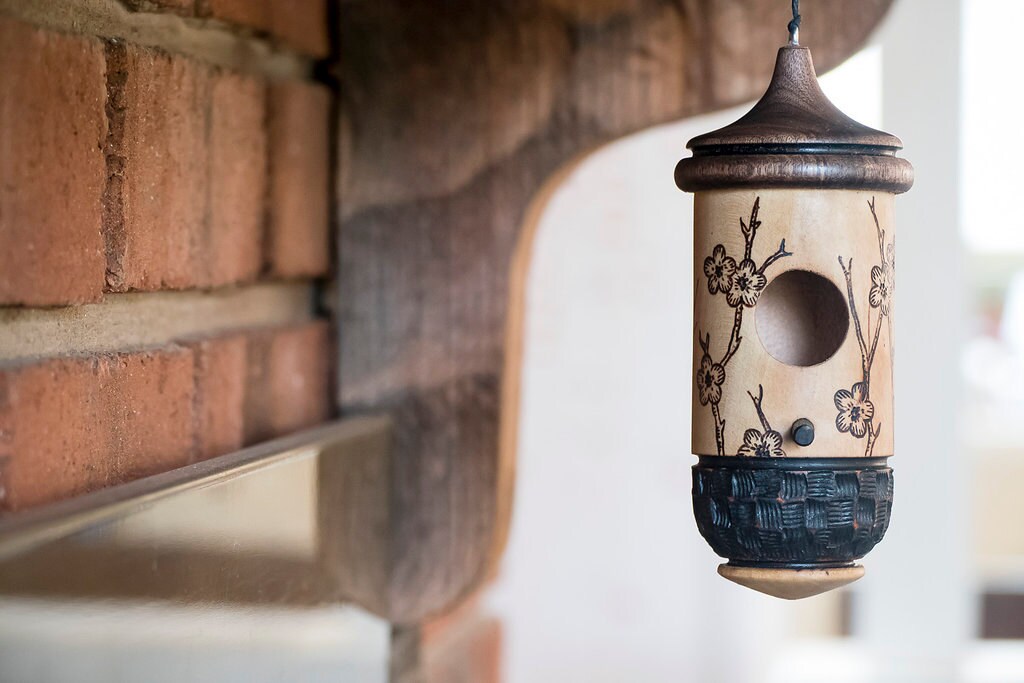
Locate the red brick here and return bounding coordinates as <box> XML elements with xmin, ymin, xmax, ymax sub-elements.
<box><xmin>0</xmin><ymin>321</ymin><xmax>332</xmax><ymax>512</ymax></box>
<box><xmin>0</xmin><ymin>18</ymin><xmax>107</xmax><ymax>306</ymax></box>
<box><xmin>106</xmin><ymin>46</ymin><xmax>268</xmax><ymax>291</ymax></box>
<box><xmin>186</xmin><ymin>333</ymin><xmax>247</xmax><ymax>460</ymax></box>
<box><xmin>208</xmin><ymin>73</ymin><xmax>267</xmax><ymax>287</ymax></box>
<box><xmin>204</xmin><ymin>0</ymin><xmax>271</xmax><ymax>33</ymax></box>
<box><xmin>268</xmin><ymin>0</ymin><xmax>329</xmax><ymax>58</ymax></box>
<box><xmin>267</xmin><ymin>82</ymin><xmax>331</xmax><ymax>278</ymax></box>
<box><xmin>105</xmin><ymin>43</ymin><xmax>209</xmax><ymax>292</ymax></box>
<box><xmin>123</xmin><ymin>0</ymin><xmax>195</xmax><ymax>15</ymax></box>
<box><xmin>244</xmin><ymin>321</ymin><xmax>332</xmax><ymax>444</ymax></box>
<box><xmin>203</xmin><ymin>0</ymin><xmax>328</xmax><ymax>57</ymax></box>
<box><xmin>423</xmin><ymin>613</ymin><xmax>502</xmax><ymax>683</ymax></box>
<box><xmin>0</xmin><ymin>349</ymin><xmax>195</xmax><ymax>512</ymax></box>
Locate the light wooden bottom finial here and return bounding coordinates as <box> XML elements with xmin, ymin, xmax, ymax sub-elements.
<box><xmin>717</xmin><ymin>563</ymin><xmax>865</xmax><ymax>600</ymax></box>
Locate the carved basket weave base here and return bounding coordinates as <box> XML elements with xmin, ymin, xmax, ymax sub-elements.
<box><xmin>692</xmin><ymin>456</ymin><xmax>893</xmax><ymax>568</ymax></box>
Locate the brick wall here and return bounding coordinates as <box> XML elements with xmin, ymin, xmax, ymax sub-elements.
<box><xmin>0</xmin><ymin>1</ymin><xmax>333</xmax><ymax>512</ymax></box>
<box><xmin>421</xmin><ymin>596</ymin><xmax>502</xmax><ymax>683</ymax></box>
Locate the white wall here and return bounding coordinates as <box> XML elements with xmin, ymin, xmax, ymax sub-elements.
<box><xmin>856</xmin><ymin>1</ymin><xmax>972</xmax><ymax>681</ymax></box>
<box><xmin>486</xmin><ymin>108</ymin><xmax>797</xmax><ymax>683</ymax></box>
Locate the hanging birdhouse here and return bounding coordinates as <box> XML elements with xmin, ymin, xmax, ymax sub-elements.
<box><xmin>675</xmin><ymin>20</ymin><xmax>913</xmax><ymax>598</ymax></box>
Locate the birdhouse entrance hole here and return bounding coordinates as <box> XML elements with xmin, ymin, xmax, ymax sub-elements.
<box><xmin>755</xmin><ymin>269</ymin><xmax>849</xmax><ymax>366</ymax></box>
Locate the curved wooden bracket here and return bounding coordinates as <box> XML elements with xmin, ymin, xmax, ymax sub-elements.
<box><xmin>334</xmin><ymin>0</ymin><xmax>894</xmax><ymax>624</ymax></box>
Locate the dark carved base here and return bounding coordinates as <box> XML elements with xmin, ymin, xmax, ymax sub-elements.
<box><xmin>692</xmin><ymin>456</ymin><xmax>893</xmax><ymax>568</ymax></box>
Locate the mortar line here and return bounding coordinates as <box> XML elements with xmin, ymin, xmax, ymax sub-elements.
<box><xmin>0</xmin><ymin>0</ymin><xmax>314</xmax><ymax>81</ymax></box>
<box><xmin>0</xmin><ymin>282</ymin><xmax>318</xmax><ymax>364</ymax></box>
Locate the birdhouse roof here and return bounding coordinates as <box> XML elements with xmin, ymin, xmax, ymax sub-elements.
<box><xmin>687</xmin><ymin>46</ymin><xmax>902</xmax><ymax>152</ymax></box>
<box><xmin>675</xmin><ymin>46</ymin><xmax>914</xmax><ymax>194</ymax></box>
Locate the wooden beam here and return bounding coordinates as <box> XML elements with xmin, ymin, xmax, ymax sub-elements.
<box><xmin>335</xmin><ymin>0</ymin><xmax>895</xmax><ymax>623</ymax></box>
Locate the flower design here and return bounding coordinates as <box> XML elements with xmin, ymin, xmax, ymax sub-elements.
<box><xmin>834</xmin><ymin>382</ymin><xmax>875</xmax><ymax>438</ymax></box>
<box><xmin>834</xmin><ymin>198</ymin><xmax>891</xmax><ymax>456</ymax></box>
<box><xmin>703</xmin><ymin>244</ymin><xmax>737</xmax><ymax>295</ymax></box>
<box><xmin>737</xmin><ymin>428</ymin><xmax>785</xmax><ymax>458</ymax></box>
<box><xmin>696</xmin><ymin>198</ymin><xmax>791</xmax><ymax>456</ymax></box>
<box><xmin>696</xmin><ymin>354</ymin><xmax>725</xmax><ymax>406</ymax></box>
<box><xmin>868</xmin><ymin>263</ymin><xmax>893</xmax><ymax>316</ymax></box>
<box><xmin>726</xmin><ymin>259</ymin><xmax>767</xmax><ymax>308</ymax></box>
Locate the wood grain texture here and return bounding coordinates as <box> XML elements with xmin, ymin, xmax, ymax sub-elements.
<box><xmin>692</xmin><ymin>190</ymin><xmax>895</xmax><ymax>459</ymax></box>
<box><xmin>336</xmin><ymin>0</ymin><xmax>895</xmax><ymax>623</ymax></box>
<box><xmin>688</xmin><ymin>46</ymin><xmax>902</xmax><ymax>150</ymax></box>
<box><xmin>676</xmin><ymin>46</ymin><xmax>914</xmax><ymax>193</ymax></box>
<box><xmin>676</xmin><ymin>153</ymin><xmax>915</xmax><ymax>193</ymax></box>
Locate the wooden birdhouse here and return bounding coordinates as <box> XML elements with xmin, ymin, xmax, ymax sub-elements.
<box><xmin>675</xmin><ymin>42</ymin><xmax>914</xmax><ymax>599</ymax></box>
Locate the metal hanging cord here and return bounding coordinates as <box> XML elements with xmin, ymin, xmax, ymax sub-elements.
<box><xmin>788</xmin><ymin>0</ymin><xmax>802</xmax><ymax>45</ymax></box>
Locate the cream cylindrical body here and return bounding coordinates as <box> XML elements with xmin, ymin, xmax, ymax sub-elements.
<box><xmin>692</xmin><ymin>189</ymin><xmax>895</xmax><ymax>460</ymax></box>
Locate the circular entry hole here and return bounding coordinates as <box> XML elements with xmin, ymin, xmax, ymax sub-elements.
<box><xmin>755</xmin><ymin>270</ymin><xmax>849</xmax><ymax>366</ymax></box>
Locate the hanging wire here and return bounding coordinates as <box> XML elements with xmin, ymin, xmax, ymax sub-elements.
<box><xmin>788</xmin><ymin>0</ymin><xmax>802</xmax><ymax>45</ymax></box>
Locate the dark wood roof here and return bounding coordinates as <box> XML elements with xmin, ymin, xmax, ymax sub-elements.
<box><xmin>688</xmin><ymin>46</ymin><xmax>902</xmax><ymax>152</ymax></box>
<box><xmin>676</xmin><ymin>46</ymin><xmax>913</xmax><ymax>193</ymax></box>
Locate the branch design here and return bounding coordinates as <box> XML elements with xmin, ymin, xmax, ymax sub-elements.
<box><xmin>696</xmin><ymin>197</ymin><xmax>792</xmax><ymax>456</ymax></box>
<box><xmin>738</xmin><ymin>385</ymin><xmax>785</xmax><ymax>458</ymax></box>
<box><xmin>834</xmin><ymin>197</ymin><xmax>894</xmax><ymax>457</ymax></box>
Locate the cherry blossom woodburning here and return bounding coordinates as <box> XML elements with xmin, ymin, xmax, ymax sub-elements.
<box><xmin>676</xmin><ymin>36</ymin><xmax>913</xmax><ymax>598</ymax></box>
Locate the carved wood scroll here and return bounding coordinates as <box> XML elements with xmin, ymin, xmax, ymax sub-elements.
<box><xmin>334</xmin><ymin>0</ymin><xmax>895</xmax><ymax>624</ymax></box>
